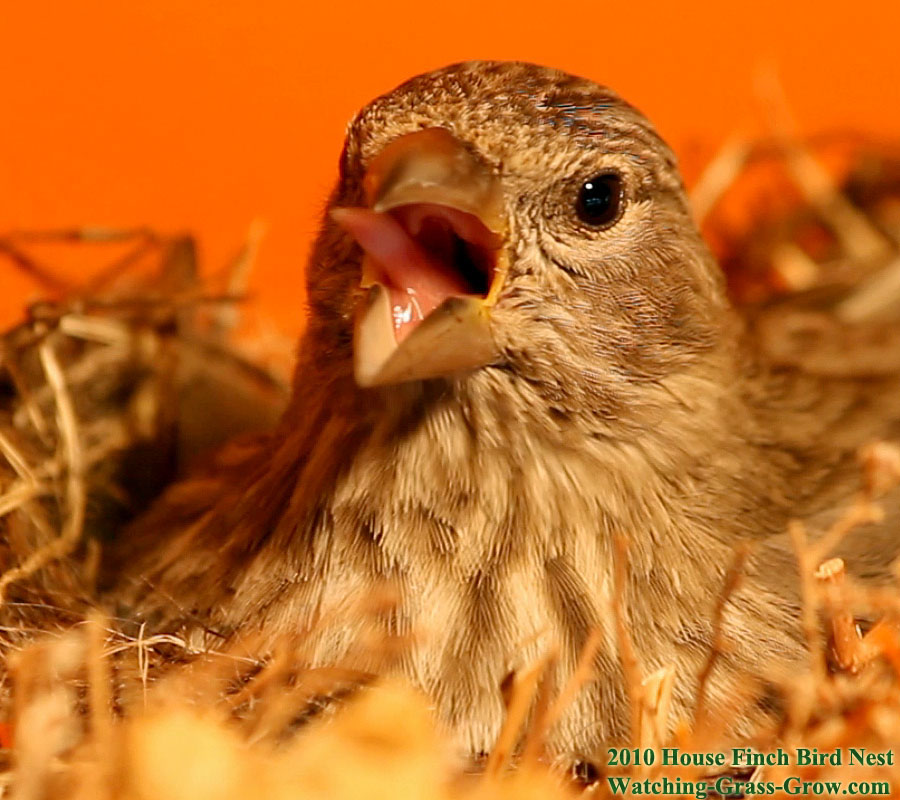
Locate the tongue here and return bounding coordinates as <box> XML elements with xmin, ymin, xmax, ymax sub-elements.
<box><xmin>331</xmin><ymin>207</ymin><xmax>470</xmax><ymax>342</ymax></box>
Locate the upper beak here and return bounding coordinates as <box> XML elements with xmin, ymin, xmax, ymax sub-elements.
<box><xmin>331</xmin><ymin>127</ymin><xmax>508</xmax><ymax>387</ymax></box>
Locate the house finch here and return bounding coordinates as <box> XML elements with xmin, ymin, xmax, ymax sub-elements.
<box><xmin>112</xmin><ymin>61</ymin><xmax>900</xmax><ymax>762</ymax></box>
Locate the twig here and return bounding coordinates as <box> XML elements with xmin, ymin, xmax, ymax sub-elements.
<box><xmin>58</xmin><ymin>314</ymin><xmax>132</xmax><ymax>347</ymax></box>
<box><xmin>689</xmin><ymin>135</ymin><xmax>752</xmax><ymax>224</ymax></box>
<box><xmin>0</xmin><ymin>430</ymin><xmax>37</xmax><ymax>483</ymax></box>
<box><xmin>755</xmin><ymin>63</ymin><xmax>891</xmax><ymax>263</ymax></box>
<box><xmin>5</xmin><ymin>227</ymin><xmax>151</xmax><ymax>244</ymax></box>
<box><xmin>210</xmin><ymin>219</ymin><xmax>267</xmax><ymax>337</ymax></box>
<box><xmin>809</xmin><ymin>495</ymin><xmax>883</xmax><ymax>566</ymax></box>
<box><xmin>836</xmin><ymin>255</ymin><xmax>900</xmax><ymax>323</ymax></box>
<box><xmin>1</xmin><ymin>349</ymin><xmax>51</xmax><ymax>440</ymax></box>
<box><xmin>790</xmin><ymin>520</ymin><xmax>827</xmax><ymax>682</ymax></box>
<box><xmin>485</xmin><ymin>655</ymin><xmax>552</xmax><ymax>777</ymax></box>
<box><xmin>519</xmin><ymin>652</ymin><xmax>556</xmax><ymax>765</ymax></box>
<box><xmin>82</xmin><ymin>231</ymin><xmax>161</xmax><ymax>295</ymax></box>
<box><xmin>692</xmin><ymin>545</ymin><xmax>749</xmax><ymax>730</ymax></box>
<box><xmin>0</xmin><ymin>337</ymin><xmax>86</xmax><ymax>604</ymax></box>
<box><xmin>815</xmin><ymin>558</ymin><xmax>862</xmax><ymax>671</ymax></box>
<box><xmin>11</xmin><ymin>347</ymin><xmax>132</xmax><ymax>427</ymax></box>
<box><xmin>638</xmin><ymin>665</ymin><xmax>675</xmax><ymax>758</ymax></box>
<box><xmin>0</xmin><ymin>480</ymin><xmax>44</xmax><ymax>518</ymax></box>
<box><xmin>0</xmin><ymin>240</ymin><xmax>74</xmax><ymax>293</ymax></box>
<box><xmin>540</xmin><ymin>628</ymin><xmax>604</xmax><ymax>736</ymax></box>
<box><xmin>0</xmin><ymin>418</ymin><xmax>130</xmax><ymax>517</ymax></box>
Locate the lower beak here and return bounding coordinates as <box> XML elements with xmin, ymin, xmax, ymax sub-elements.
<box><xmin>331</xmin><ymin>127</ymin><xmax>508</xmax><ymax>387</ymax></box>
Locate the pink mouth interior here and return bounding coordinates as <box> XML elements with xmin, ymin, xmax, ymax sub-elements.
<box><xmin>332</xmin><ymin>203</ymin><xmax>499</xmax><ymax>342</ymax></box>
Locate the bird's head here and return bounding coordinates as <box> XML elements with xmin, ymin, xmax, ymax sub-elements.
<box><xmin>307</xmin><ymin>61</ymin><xmax>730</xmax><ymax>419</ymax></box>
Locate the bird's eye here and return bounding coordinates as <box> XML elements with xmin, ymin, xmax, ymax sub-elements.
<box><xmin>575</xmin><ymin>173</ymin><xmax>623</xmax><ymax>227</ymax></box>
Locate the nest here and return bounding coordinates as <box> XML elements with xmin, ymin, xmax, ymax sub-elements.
<box><xmin>2</xmin><ymin>125</ymin><xmax>900</xmax><ymax>798</ymax></box>
<box><xmin>0</xmin><ymin>229</ymin><xmax>286</xmax><ymax>685</ymax></box>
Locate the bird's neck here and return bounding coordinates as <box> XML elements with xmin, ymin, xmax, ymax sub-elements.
<box><xmin>264</xmin><ymin>333</ymin><xmax>794</xmax><ymax>558</ymax></box>
<box><xmin>192</xmin><ymin>328</ymin><xmax>806</xmax><ymax>699</ymax></box>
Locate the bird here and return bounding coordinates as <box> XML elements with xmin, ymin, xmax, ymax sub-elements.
<box><xmin>109</xmin><ymin>60</ymin><xmax>900</xmax><ymax>764</ymax></box>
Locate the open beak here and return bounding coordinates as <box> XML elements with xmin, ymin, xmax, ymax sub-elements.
<box><xmin>331</xmin><ymin>127</ymin><xmax>508</xmax><ymax>387</ymax></box>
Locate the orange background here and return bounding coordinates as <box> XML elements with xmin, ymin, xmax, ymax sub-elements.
<box><xmin>2</xmin><ymin>0</ymin><xmax>899</xmax><ymax>335</ymax></box>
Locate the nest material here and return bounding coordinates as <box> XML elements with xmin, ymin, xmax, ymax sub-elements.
<box><xmin>693</xmin><ymin>131</ymin><xmax>900</xmax><ymax>319</ymax></box>
<box><xmin>0</xmin><ymin>229</ymin><xmax>287</xmax><ymax>669</ymax></box>
<box><xmin>3</xmin><ymin>128</ymin><xmax>900</xmax><ymax>798</ymax></box>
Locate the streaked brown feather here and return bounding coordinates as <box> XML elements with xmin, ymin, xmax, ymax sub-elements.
<box><xmin>109</xmin><ymin>61</ymin><xmax>900</xmax><ymax>761</ymax></box>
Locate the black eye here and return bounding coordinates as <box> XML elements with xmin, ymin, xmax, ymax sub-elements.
<box><xmin>575</xmin><ymin>173</ymin><xmax>623</xmax><ymax>227</ymax></box>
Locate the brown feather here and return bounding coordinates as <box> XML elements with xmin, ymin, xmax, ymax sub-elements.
<box><xmin>109</xmin><ymin>61</ymin><xmax>900</xmax><ymax>761</ymax></box>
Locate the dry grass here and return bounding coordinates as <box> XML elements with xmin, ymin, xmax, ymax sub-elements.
<box><xmin>2</xmin><ymin>125</ymin><xmax>900</xmax><ymax>798</ymax></box>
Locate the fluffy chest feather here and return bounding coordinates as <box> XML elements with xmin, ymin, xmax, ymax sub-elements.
<box><xmin>214</xmin><ymin>376</ymin><xmax>799</xmax><ymax>755</ymax></box>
